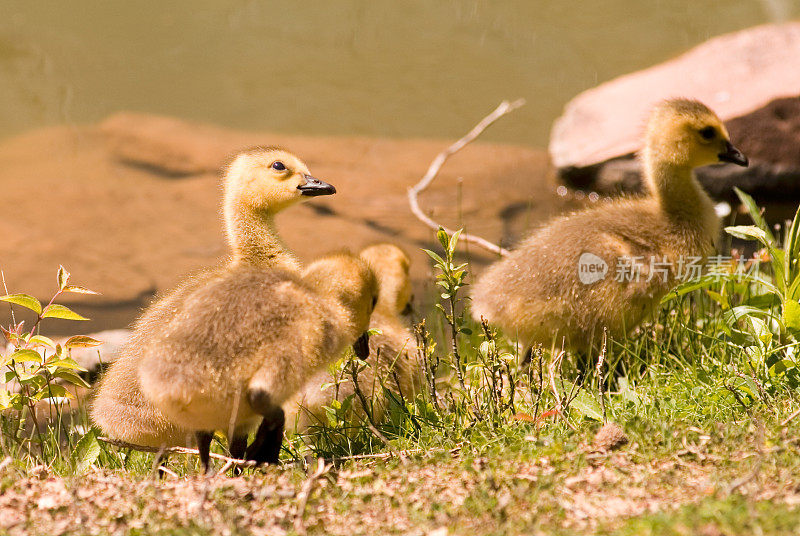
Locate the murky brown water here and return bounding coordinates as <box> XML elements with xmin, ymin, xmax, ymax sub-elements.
<box><xmin>0</xmin><ymin>1</ymin><xmax>796</xmax><ymax>146</ymax></box>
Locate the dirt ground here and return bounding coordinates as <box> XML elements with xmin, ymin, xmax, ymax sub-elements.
<box><xmin>0</xmin><ymin>438</ymin><xmax>796</xmax><ymax>536</ymax></box>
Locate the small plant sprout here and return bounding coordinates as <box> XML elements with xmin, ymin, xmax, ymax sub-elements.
<box><xmin>425</xmin><ymin>227</ymin><xmax>470</xmax><ymax>391</ymax></box>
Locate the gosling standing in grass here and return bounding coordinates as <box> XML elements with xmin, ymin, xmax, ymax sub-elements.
<box><xmin>471</xmin><ymin>99</ymin><xmax>749</xmax><ymax>353</ymax></box>
<box><xmin>138</xmin><ymin>253</ymin><xmax>378</xmax><ymax>471</ymax></box>
<box><xmin>91</xmin><ymin>148</ymin><xmax>336</xmax><ymax>453</ymax></box>
<box><xmin>284</xmin><ymin>244</ymin><xmax>422</xmax><ymax>433</ymax></box>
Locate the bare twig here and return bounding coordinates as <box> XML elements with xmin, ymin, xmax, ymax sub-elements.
<box><xmin>327</xmin><ymin>448</ymin><xmax>427</xmax><ymax>462</ymax></box>
<box><xmin>781</xmin><ymin>407</ymin><xmax>800</xmax><ymax>427</ymax></box>
<box><xmin>407</xmin><ymin>99</ymin><xmax>525</xmax><ymax>256</ymax></box>
<box><xmin>294</xmin><ymin>458</ymin><xmax>333</xmax><ymax>534</ymax></box>
<box><xmin>98</xmin><ymin>437</ymin><xmax>259</xmax><ymax>469</ymax></box>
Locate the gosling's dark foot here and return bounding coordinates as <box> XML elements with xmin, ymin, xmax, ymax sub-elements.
<box><xmin>245</xmin><ymin>407</ymin><xmax>286</xmax><ymax>465</ymax></box>
<box><xmin>195</xmin><ymin>431</ymin><xmax>214</xmax><ymax>475</ymax></box>
<box><xmin>229</xmin><ymin>434</ymin><xmax>249</xmax><ymax>476</ymax></box>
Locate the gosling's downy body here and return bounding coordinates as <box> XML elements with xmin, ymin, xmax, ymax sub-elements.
<box><xmin>471</xmin><ymin>99</ymin><xmax>749</xmax><ymax>353</ymax></box>
<box><xmin>137</xmin><ymin>253</ymin><xmax>378</xmax><ymax>467</ymax></box>
<box><xmin>285</xmin><ymin>244</ymin><xmax>422</xmax><ymax>433</ymax></box>
<box><xmin>91</xmin><ymin>148</ymin><xmax>335</xmax><ymax>452</ymax></box>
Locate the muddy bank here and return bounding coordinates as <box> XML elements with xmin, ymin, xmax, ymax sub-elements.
<box><xmin>0</xmin><ymin>113</ymin><xmax>580</xmax><ymax>334</ymax></box>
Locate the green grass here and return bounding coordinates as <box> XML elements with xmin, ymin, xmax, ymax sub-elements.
<box><xmin>4</xmin><ymin>224</ymin><xmax>800</xmax><ymax>534</ymax></box>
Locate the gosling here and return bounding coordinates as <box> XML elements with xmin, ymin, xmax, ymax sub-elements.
<box><xmin>137</xmin><ymin>253</ymin><xmax>378</xmax><ymax>471</ymax></box>
<box><xmin>91</xmin><ymin>147</ymin><xmax>335</xmax><ymax>453</ymax></box>
<box><xmin>471</xmin><ymin>99</ymin><xmax>748</xmax><ymax>354</ymax></box>
<box><xmin>284</xmin><ymin>244</ymin><xmax>422</xmax><ymax>433</ymax></box>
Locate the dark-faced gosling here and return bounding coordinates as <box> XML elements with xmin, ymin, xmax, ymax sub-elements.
<box><xmin>471</xmin><ymin>99</ymin><xmax>749</xmax><ymax>354</ymax></box>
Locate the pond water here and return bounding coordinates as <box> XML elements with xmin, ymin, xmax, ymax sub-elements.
<box><xmin>0</xmin><ymin>1</ymin><xmax>796</xmax><ymax>146</ymax></box>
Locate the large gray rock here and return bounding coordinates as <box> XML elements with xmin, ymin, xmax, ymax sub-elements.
<box><xmin>550</xmin><ymin>23</ymin><xmax>800</xmax><ymax>197</ymax></box>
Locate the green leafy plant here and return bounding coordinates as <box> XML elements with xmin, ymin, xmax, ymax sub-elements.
<box><xmin>663</xmin><ymin>188</ymin><xmax>800</xmax><ymax>403</ymax></box>
<box><xmin>723</xmin><ymin>187</ymin><xmax>800</xmax><ymax>333</ymax></box>
<box><xmin>425</xmin><ymin>228</ymin><xmax>470</xmax><ymax>390</ymax></box>
<box><xmin>0</xmin><ymin>266</ymin><xmax>101</xmax><ymax>466</ymax></box>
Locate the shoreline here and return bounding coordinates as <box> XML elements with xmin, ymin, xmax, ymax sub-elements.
<box><xmin>0</xmin><ymin>112</ymin><xmax>578</xmax><ymax>334</ymax></box>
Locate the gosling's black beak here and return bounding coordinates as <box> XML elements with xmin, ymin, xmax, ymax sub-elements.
<box><xmin>353</xmin><ymin>332</ymin><xmax>370</xmax><ymax>359</ymax></box>
<box><xmin>297</xmin><ymin>175</ymin><xmax>336</xmax><ymax>196</ymax></box>
<box><xmin>718</xmin><ymin>141</ymin><xmax>749</xmax><ymax>167</ymax></box>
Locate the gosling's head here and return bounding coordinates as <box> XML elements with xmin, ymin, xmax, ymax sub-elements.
<box><xmin>359</xmin><ymin>243</ymin><xmax>412</xmax><ymax>316</ymax></box>
<box><xmin>645</xmin><ymin>99</ymin><xmax>748</xmax><ymax>169</ymax></box>
<box><xmin>223</xmin><ymin>147</ymin><xmax>336</xmax><ymax>216</ymax></box>
<box><xmin>303</xmin><ymin>252</ymin><xmax>380</xmax><ymax>350</ymax></box>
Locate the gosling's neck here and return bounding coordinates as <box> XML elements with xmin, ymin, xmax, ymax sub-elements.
<box><xmin>226</xmin><ymin>204</ymin><xmax>301</xmax><ymax>272</ymax></box>
<box><xmin>643</xmin><ymin>155</ymin><xmax>720</xmax><ymax>241</ymax></box>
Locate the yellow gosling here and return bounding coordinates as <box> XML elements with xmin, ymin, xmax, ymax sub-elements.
<box><xmin>471</xmin><ymin>99</ymin><xmax>748</xmax><ymax>354</ymax></box>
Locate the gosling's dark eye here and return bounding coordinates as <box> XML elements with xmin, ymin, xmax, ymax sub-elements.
<box><xmin>271</xmin><ymin>161</ymin><xmax>286</xmax><ymax>171</ymax></box>
<box><xmin>699</xmin><ymin>126</ymin><xmax>716</xmax><ymax>140</ymax></box>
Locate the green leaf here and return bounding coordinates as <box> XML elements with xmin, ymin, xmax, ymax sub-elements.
<box><xmin>46</xmin><ymin>358</ymin><xmax>87</xmax><ymax>372</ymax></box>
<box><xmin>784</xmin><ymin>204</ymin><xmax>800</xmax><ymax>282</ymax></box>
<box><xmin>743</xmin><ymin>293</ymin><xmax>781</xmax><ymax>310</ymax></box>
<box><xmin>743</xmin><ymin>316</ymin><xmax>772</xmax><ymax>346</ymax></box>
<box><xmin>436</xmin><ymin>228</ymin><xmax>449</xmax><ymax>250</ymax></box>
<box><xmin>0</xmin><ymin>294</ymin><xmax>42</xmax><ymax>315</ymax></box>
<box><xmin>725</xmin><ymin>225</ymin><xmax>768</xmax><ymax>244</ymax></box>
<box><xmin>449</xmin><ymin>228</ymin><xmax>462</xmax><ymax>255</ymax></box>
<box><xmin>15</xmin><ymin>370</ymin><xmax>44</xmax><ymax>384</ymax></box>
<box><xmin>733</xmin><ymin>187</ymin><xmax>776</xmax><ymax>244</ymax></box>
<box><xmin>570</xmin><ymin>391</ymin><xmax>603</xmax><ymax>421</ymax></box>
<box><xmin>5</xmin><ymin>349</ymin><xmax>42</xmax><ymax>365</ymax></box>
<box><xmin>71</xmin><ymin>429</ymin><xmax>101</xmax><ymax>474</ymax></box>
<box><xmin>661</xmin><ymin>275</ymin><xmax>721</xmax><ymax>303</ymax></box>
<box><xmin>53</xmin><ymin>369</ymin><xmax>91</xmax><ymax>389</ymax></box>
<box><xmin>41</xmin><ymin>304</ymin><xmax>89</xmax><ymax>321</ymax></box>
<box><xmin>57</xmin><ymin>265</ymin><xmax>70</xmax><ymax>290</ymax></box>
<box><xmin>705</xmin><ymin>290</ymin><xmax>729</xmax><ymax>310</ymax></box>
<box><xmin>769</xmin><ymin>359</ymin><xmax>797</xmax><ymax>376</ymax></box>
<box><xmin>34</xmin><ymin>383</ymin><xmax>72</xmax><ymax>401</ymax></box>
<box><xmin>784</xmin><ymin>299</ymin><xmax>800</xmax><ymax>331</ymax></box>
<box><xmin>65</xmin><ymin>335</ymin><xmax>102</xmax><ymax>348</ymax></box>
<box><xmin>28</xmin><ymin>335</ymin><xmax>56</xmax><ymax>349</ymax></box>
<box><xmin>767</xmin><ymin>245</ymin><xmax>787</xmax><ymax>294</ymax></box>
<box><xmin>423</xmin><ymin>249</ymin><xmax>445</xmax><ymax>266</ymax></box>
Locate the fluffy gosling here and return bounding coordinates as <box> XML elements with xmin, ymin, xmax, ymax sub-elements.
<box><xmin>137</xmin><ymin>253</ymin><xmax>378</xmax><ymax>471</ymax></box>
<box><xmin>471</xmin><ymin>99</ymin><xmax>748</xmax><ymax>354</ymax></box>
<box><xmin>91</xmin><ymin>147</ymin><xmax>335</xmax><ymax>453</ymax></box>
<box><xmin>284</xmin><ymin>243</ymin><xmax>421</xmax><ymax>433</ymax></box>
